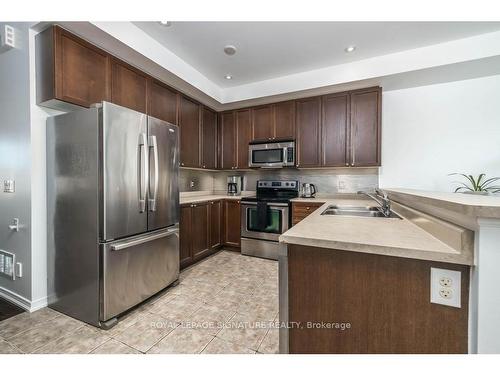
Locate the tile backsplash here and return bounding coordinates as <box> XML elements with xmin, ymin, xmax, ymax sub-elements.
<box><xmin>180</xmin><ymin>168</ymin><xmax>379</xmax><ymax>195</ymax></box>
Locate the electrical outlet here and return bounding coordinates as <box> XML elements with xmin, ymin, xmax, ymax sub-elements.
<box><xmin>439</xmin><ymin>289</ymin><xmax>452</xmax><ymax>299</ymax></box>
<box><xmin>430</xmin><ymin>268</ymin><xmax>461</xmax><ymax>308</ymax></box>
<box><xmin>439</xmin><ymin>276</ymin><xmax>452</xmax><ymax>287</ymax></box>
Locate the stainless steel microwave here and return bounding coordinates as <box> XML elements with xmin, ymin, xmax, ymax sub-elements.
<box><xmin>248</xmin><ymin>140</ymin><xmax>295</xmax><ymax>168</ymax></box>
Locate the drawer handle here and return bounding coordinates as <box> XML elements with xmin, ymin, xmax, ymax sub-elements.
<box><xmin>110</xmin><ymin>229</ymin><xmax>178</xmax><ymax>251</ymax></box>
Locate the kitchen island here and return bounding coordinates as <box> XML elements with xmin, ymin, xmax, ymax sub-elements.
<box><xmin>278</xmin><ymin>195</ymin><xmax>475</xmax><ymax>354</ymax></box>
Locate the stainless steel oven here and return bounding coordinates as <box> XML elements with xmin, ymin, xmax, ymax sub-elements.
<box><xmin>241</xmin><ymin>201</ymin><xmax>289</xmax><ymax>242</ymax></box>
<box><xmin>248</xmin><ymin>140</ymin><xmax>295</xmax><ymax>168</ymax></box>
<box><xmin>240</xmin><ymin>180</ymin><xmax>298</xmax><ymax>260</ymax></box>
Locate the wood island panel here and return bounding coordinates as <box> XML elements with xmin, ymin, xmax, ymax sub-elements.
<box><xmin>287</xmin><ymin>244</ymin><xmax>469</xmax><ymax>354</ymax></box>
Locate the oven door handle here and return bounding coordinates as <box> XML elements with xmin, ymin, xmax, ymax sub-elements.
<box><xmin>241</xmin><ymin>201</ymin><xmax>289</xmax><ymax>207</ymax></box>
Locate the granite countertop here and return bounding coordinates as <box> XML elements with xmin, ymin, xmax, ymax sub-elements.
<box><xmin>387</xmin><ymin>188</ymin><xmax>500</xmax><ymax>218</ymax></box>
<box><xmin>180</xmin><ymin>191</ymin><xmax>254</xmax><ymax>205</ymax></box>
<box><xmin>280</xmin><ymin>197</ymin><xmax>473</xmax><ymax>265</ymax></box>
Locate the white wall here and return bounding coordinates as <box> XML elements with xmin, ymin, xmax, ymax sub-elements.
<box><xmin>0</xmin><ymin>23</ymin><xmax>33</xmax><ymax>307</ymax></box>
<box><xmin>379</xmin><ymin>75</ymin><xmax>500</xmax><ymax>192</ymax></box>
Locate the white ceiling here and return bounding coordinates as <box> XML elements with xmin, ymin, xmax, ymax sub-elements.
<box><xmin>133</xmin><ymin>21</ymin><xmax>500</xmax><ymax>88</ymax></box>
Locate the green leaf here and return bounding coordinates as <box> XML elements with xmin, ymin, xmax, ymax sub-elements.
<box><xmin>481</xmin><ymin>177</ymin><xmax>500</xmax><ymax>189</ymax></box>
<box><xmin>476</xmin><ymin>173</ymin><xmax>486</xmax><ymax>187</ymax></box>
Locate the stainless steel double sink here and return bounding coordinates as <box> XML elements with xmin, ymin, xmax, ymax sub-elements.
<box><xmin>321</xmin><ymin>205</ymin><xmax>402</xmax><ymax>219</ymax></box>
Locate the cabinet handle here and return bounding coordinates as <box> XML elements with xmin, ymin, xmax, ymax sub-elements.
<box><xmin>345</xmin><ymin>163</ymin><xmax>349</xmax><ymax>166</ymax></box>
<box><xmin>306</xmin><ymin>207</ymin><xmax>310</xmax><ymax>210</ymax></box>
<box><xmin>181</xmin><ymin>162</ymin><xmax>185</xmax><ymax>166</ymax></box>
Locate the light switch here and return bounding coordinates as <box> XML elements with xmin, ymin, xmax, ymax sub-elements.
<box><xmin>4</xmin><ymin>179</ymin><xmax>15</xmax><ymax>193</ymax></box>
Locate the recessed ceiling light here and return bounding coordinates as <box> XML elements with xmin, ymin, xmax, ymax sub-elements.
<box><xmin>225</xmin><ymin>75</ymin><xmax>233</xmax><ymax>80</ymax></box>
<box><xmin>159</xmin><ymin>21</ymin><xmax>172</xmax><ymax>27</ymax></box>
<box><xmin>345</xmin><ymin>45</ymin><xmax>356</xmax><ymax>53</ymax></box>
<box><xmin>224</xmin><ymin>45</ymin><xmax>237</xmax><ymax>56</ymax></box>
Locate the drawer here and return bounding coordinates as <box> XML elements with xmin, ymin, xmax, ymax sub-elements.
<box><xmin>292</xmin><ymin>202</ymin><xmax>324</xmax><ymax>225</ymax></box>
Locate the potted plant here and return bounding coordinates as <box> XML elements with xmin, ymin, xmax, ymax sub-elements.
<box><xmin>449</xmin><ymin>173</ymin><xmax>500</xmax><ymax>195</ymax></box>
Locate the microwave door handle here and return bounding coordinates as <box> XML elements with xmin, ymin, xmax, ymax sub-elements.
<box><xmin>148</xmin><ymin>135</ymin><xmax>159</xmax><ymax>212</ymax></box>
<box><xmin>283</xmin><ymin>147</ymin><xmax>287</xmax><ymax>164</ymax></box>
<box><xmin>138</xmin><ymin>133</ymin><xmax>148</xmax><ymax>213</ymax></box>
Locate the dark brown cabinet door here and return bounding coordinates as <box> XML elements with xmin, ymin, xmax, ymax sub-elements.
<box><xmin>179</xmin><ymin>96</ymin><xmax>201</xmax><ymax>168</ymax></box>
<box><xmin>350</xmin><ymin>87</ymin><xmax>381</xmax><ymax>167</ymax></box>
<box><xmin>322</xmin><ymin>93</ymin><xmax>349</xmax><ymax>167</ymax></box>
<box><xmin>191</xmin><ymin>203</ymin><xmax>210</xmax><ymax>260</ymax></box>
<box><xmin>274</xmin><ymin>101</ymin><xmax>296</xmax><ymax>140</ymax></box>
<box><xmin>56</xmin><ymin>28</ymin><xmax>110</xmax><ymax>107</ymax></box>
<box><xmin>149</xmin><ymin>80</ymin><xmax>178</xmax><ymax>124</ymax></box>
<box><xmin>209</xmin><ymin>200</ymin><xmax>222</xmax><ymax>250</ymax></box>
<box><xmin>110</xmin><ymin>59</ymin><xmax>148</xmax><ymax>113</ymax></box>
<box><xmin>296</xmin><ymin>97</ymin><xmax>321</xmax><ymax>167</ymax></box>
<box><xmin>236</xmin><ymin>109</ymin><xmax>252</xmax><ymax>169</ymax></box>
<box><xmin>179</xmin><ymin>205</ymin><xmax>193</xmax><ymax>268</ymax></box>
<box><xmin>220</xmin><ymin>112</ymin><xmax>237</xmax><ymax>169</ymax></box>
<box><xmin>251</xmin><ymin>105</ymin><xmax>274</xmax><ymax>141</ymax></box>
<box><xmin>202</xmin><ymin>107</ymin><xmax>217</xmax><ymax>169</ymax></box>
<box><xmin>223</xmin><ymin>200</ymin><xmax>241</xmax><ymax>248</ymax></box>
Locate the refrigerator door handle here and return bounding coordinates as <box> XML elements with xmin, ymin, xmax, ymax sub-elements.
<box><xmin>110</xmin><ymin>228</ymin><xmax>178</xmax><ymax>251</ymax></box>
<box><xmin>148</xmin><ymin>135</ymin><xmax>159</xmax><ymax>212</ymax></box>
<box><xmin>138</xmin><ymin>132</ymin><xmax>148</xmax><ymax>213</ymax></box>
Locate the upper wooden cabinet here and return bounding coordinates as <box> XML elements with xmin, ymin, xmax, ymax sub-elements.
<box><xmin>296</xmin><ymin>97</ymin><xmax>321</xmax><ymax>168</ymax></box>
<box><xmin>36</xmin><ymin>25</ymin><xmax>110</xmax><ymax>108</ymax></box>
<box><xmin>219</xmin><ymin>112</ymin><xmax>237</xmax><ymax>170</ymax></box>
<box><xmin>110</xmin><ymin>58</ymin><xmax>148</xmax><ymax>113</ymax></box>
<box><xmin>251</xmin><ymin>102</ymin><xmax>295</xmax><ymax>141</ymax></box>
<box><xmin>149</xmin><ymin>79</ymin><xmax>178</xmax><ymax>124</ymax></box>
<box><xmin>179</xmin><ymin>96</ymin><xmax>201</xmax><ymax>168</ymax></box>
<box><xmin>274</xmin><ymin>101</ymin><xmax>296</xmax><ymax>139</ymax></box>
<box><xmin>322</xmin><ymin>93</ymin><xmax>350</xmax><ymax>167</ymax></box>
<box><xmin>350</xmin><ymin>87</ymin><xmax>381</xmax><ymax>167</ymax></box>
<box><xmin>202</xmin><ymin>107</ymin><xmax>217</xmax><ymax>169</ymax></box>
<box><xmin>252</xmin><ymin>105</ymin><xmax>274</xmax><ymax>141</ymax></box>
<box><xmin>236</xmin><ymin>109</ymin><xmax>252</xmax><ymax>169</ymax></box>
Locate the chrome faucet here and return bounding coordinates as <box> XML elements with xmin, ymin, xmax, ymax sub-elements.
<box><xmin>357</xmin><ymin>189</ymin><xmax>391</xmax><ymax>217</ymax></box>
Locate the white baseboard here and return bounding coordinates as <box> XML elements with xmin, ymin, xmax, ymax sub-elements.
<box><xmin>0</xmin><ymin>287</ymin><xmax>48</xmax><ymax>312</ymax></box>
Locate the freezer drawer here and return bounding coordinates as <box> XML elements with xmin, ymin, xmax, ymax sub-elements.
<box><xmin>100</xmin><ymin>226</ymin><xmax>179</xmax><ymax>322</ymax></box>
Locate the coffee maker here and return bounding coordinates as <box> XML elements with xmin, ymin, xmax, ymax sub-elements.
<box><xmin>227</xmin><ymin>176</ymin><xmax>243</xmax><ymax>196</ymax></box>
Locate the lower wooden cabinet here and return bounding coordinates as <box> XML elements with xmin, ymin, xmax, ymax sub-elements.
<box><xmin>292</xmin><ymin>201</ymin><xmax>325</xmax><ymax>226</ymax></box>
<box><xmin>209</xmin><ymin>200</ymin><xmax>222</xmax><ymax>249</ymax></box>
<box><xmin>222</xmin><ymin>200</ymin><xmax>241</xmax><ymax>248</ymax></box>
<box><xmin>180</xmin><ymin>200</ymin><xmax>225</xmax><ymax>269</ymax></box>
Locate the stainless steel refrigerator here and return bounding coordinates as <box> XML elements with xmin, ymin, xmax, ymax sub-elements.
<box><xmin>46</xmin><ymin>102</ymin><xmax>179</xmax><ymax>328</ymax></box>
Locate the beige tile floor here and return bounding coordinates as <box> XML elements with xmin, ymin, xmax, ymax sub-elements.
<box><xmin>0</xmin><ymin>250</ymin><xmax>279</xmax><ymax>354</ymax></box>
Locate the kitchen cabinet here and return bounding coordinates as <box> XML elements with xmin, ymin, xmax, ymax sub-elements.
<box><xmin>179</xmin><ymin>96</ymin><xmax>201</xmax><ymax>168</ymax></box>
<box><xmin>251</xmin><ymin>102</ymin><xmax>295</xmax><ymax>142</ymax></box>
<box><xmin>223</xmin><ymin>200</ymin><xmax>241</xmax><ymax>248</ymax></box>
<box><xmin>191</xmin><ymin>203</ymin><xmax>210</xmax><ymax>261</ymax></box>
<box><xmin>274</xmin><ymin>101</ymin><xmax>296</xmax><ymax>139</ymax></box>
<box><xmin>296</xmin><ymin>97</ymin><xmax>321</xmax><ymax>167</ymax></box>
<box><xmin>149</xmin><ymin>79</ymin><xmax>178</xmax><ymax>124</ymax></box>
<box><xmin>219</xmin><ymin>111</ymin><xmax>237</xmax><ymax>170</ymax></box>
<box><xmin>209</xmin><ymin>200</ymin><xmax>222</xmax><ymax>249</ymax></box>
<box><xmin>252</xmin><ymin>105</ymin><xmax>274</xmax><ymax>141</ymax></box>
<box><xmin>322</xmin><ymin>92</ymin><xmax>350</xmax><ymax>167</ymax></box>
<box><xmin>292</xmin><ymin>202</ymin><xmax>325</xmax><ymax>225</ymax></box>
<box><xmin>36</xmin><ymin>25</ymin><xmax>110</xmax><ymax>108</ymax></box>
<box><xmin>350</xmin><ymin>87</ymin><xmax>381</xmax><ymax>167</ymax></box>
<box><xmin>180</xmin><ymin>200</ymin><xmax>223</xmax><ymax>269</ymax></box>
<box><xmin>202</xmin><ymin>107</ymin><xmax>218</xmax><ymax>169</ymax></box>
<box><xmin>236</xmin><ymin>109</ymin><xmax>252</xmax><ymax>169</ymax></box>
<box><xmin>110</xmin><ymin>58</ymin><xmax>148</xmax><ymax>113</ymax></box>
<box><xmin>179</xmin><ymin>205</ymin><xmax>193</xmax><ymax>268</ymax></box>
